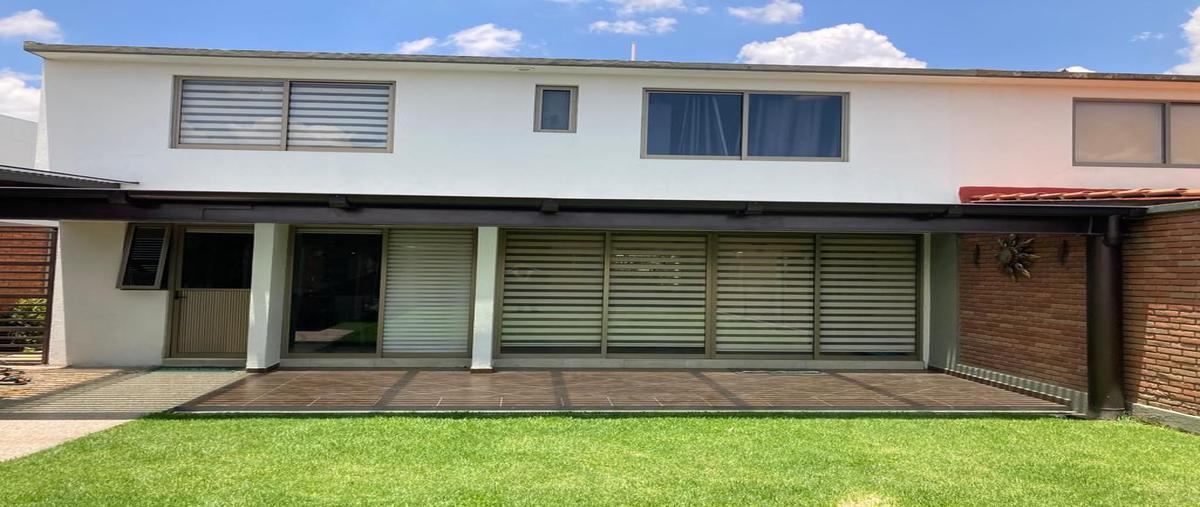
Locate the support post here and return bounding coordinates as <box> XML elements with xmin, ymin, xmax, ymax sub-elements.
<box><xmin>1087</xmin><ymin>215</ymin><xmax>1125</xmax><ymax>419</ymax></box>
<box><xmin>470</xmin><ymin>227</ymin><xmax>499</xmax><ymax>372</ymax></box>
<box><xmin>246</xmin><ymin>223</ymin><xmax>288</xmax><ymax>373</ymax></box>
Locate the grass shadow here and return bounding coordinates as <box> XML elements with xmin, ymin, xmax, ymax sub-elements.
<box><xmin>152</xmin><ymin>411</ymin><xmax>1072</xmax><ymax>423</ymax></box>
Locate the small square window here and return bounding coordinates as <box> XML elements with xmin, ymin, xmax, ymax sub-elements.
<box><xmin>535</xmin><ymin>85</ymin><xmax>577</xmax><ymax>132</ymax></box>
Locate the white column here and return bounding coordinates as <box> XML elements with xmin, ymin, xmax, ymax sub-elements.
<box><xmin>921</xmin><ymin>233</ymin><xmax>933</xmax><ymax>366</ymax></box>
<box><xmin>470</xmin><ymin>227</ymin><xmax>499</xmax><ymax>372</ymax></box>
<box><xmin>246</xmin><ymin>223</ymin><xmax>288</xmax><ymax>372</ymax></box>
<box><xmin>46</xmin><ymin>222</ymin><xmax>68</xmax><ymax>366</ymax></box>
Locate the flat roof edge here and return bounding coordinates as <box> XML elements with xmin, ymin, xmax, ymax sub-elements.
<box><xmin>0</xmin><ymin>187</ymin><xmax>1150</xmax><ymax>217</ymax></box>
<box><xmin>24</xmin><ymin>42</ymin><xmax>1200</xmax><ymax>84</ymax></box>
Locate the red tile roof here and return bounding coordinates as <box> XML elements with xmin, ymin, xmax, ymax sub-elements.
<box><xmin>960</xmin><ymin>186</ymin><xmax>1200</xmax><ymax>204</ymax></box>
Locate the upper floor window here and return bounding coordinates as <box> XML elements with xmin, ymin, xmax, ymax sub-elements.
<box><xmin>642</xmin><ymin>90</ymin><xmax>846</xmax><ymax>160</ymax></box>
<box><xmin>534</xmin><ymin>85</ymin><xmax>577</xmax><ymax>132</ymax></box>
<box><xmin>173</xmin><ymin>78</ymin><xmax>394</xmax><ymax>152</ymax></box>
<box><xmin>1074</xmin><ymin>100</ymin><xmax>1200</xmax><ymax>166</ymax></box>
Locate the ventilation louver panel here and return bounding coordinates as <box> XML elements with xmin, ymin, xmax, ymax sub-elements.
<box><xmin>178</xmin><ymin>79</ymin><xmax>285</xmax><ymax>146</ymax></box>
<box><xmin>287</xmin><ymin>82</ymin><xmax>391</xmax><ymax>149</ymax></box>
<box><xmin>715</xmin><ymin>235</ymin><xmax>816</xmax><ymax>353</ymax></box>
<box><xmin>381</xmin><ymin>229</ymin><xmax>475</xmax><ymax>355</ymax></box>
<box><xmin>817</xmin><ymin>235</ymin><xmax>918</xmax><ymax>355</ymax></box>
<box><xmin>607</xmin><ymin>233</ymin><xmax>708</xmax><ymax>354</ymax></box>
<box><xmin>500</xmin><ymin>231</ymin><xmax>605</xmax><ymax>353</ymax></box>
<box><xmin>119</xmin><ymin>225</ymin><xmax>170</xmax><ymax>289</ymax></box>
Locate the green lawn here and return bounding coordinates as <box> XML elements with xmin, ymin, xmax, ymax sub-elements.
<box><xmin>2</xmin><ymin>414</ymin><xmax>1198</xmax><ymax>506</ymax></box>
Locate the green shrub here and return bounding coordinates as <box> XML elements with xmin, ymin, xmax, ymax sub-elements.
<box><xmin>3</xmin><ymin>297</ymin><xmax>47</xmax><ymax>346</ymax></box>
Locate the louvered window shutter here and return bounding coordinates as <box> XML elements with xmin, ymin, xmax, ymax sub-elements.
<box><xmin>715</xmin><ymin>235</ymin><xmax>816</xmax><ymax>353</ymax></box>
<box><xmin>119</xmin><ymin>225</ymin><xmax>171</xmax><ymax>289</ymax></box>
<box><xmin>380</xmin><ymin>230</ymin><xmax>475</xmax><ymax>355</ymax></box>
<box><xmin>500</xmin><ymin>231</ymin><xmax>605</xmax><ymax>354</ymax></box>
<box><xmin>606</xmin><ymin>233</ymin><xmax>708</xmax><ymax>354</ymax></box>
<box><xmin>816</xmin><ymin>235</ymin><xmax>919</xmax><ymax>355</ymax></box>
<box><xmin>177</xmin><ymin>79</ymin><xmax>285</xmax><ymax>146</ymax></box>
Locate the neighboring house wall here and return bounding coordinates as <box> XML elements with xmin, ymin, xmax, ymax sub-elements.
<box><xmin>54</xmin><ymin>221</ymin><xmax>168</xmax><ymax>367</ymax></box>
<box><xmin>1124</xmin><ymin>209</ymin><xmax>1200</xmax><ymax>417</ymax></box>
<box><xmin>39</xmin><ymin>59</ymin><xmax>1200</xmax><ymax>202</ymax></box>
<box><xmin>957</xmin><ymin>234</ymin><xmax>1089</xmax><ymax>392</ymax></box>
<box><xmin>0</xmin><ymin>113</ymin><xmax>36</xmax><ymax>168</ymax></box>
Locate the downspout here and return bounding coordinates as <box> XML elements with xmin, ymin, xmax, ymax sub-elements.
<box><xmin>1086</xmin><ymin>214</ymin><xmax>1125</xmax><ymax>419</ymax></box>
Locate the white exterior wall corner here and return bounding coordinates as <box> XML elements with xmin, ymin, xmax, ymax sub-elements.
<box><xmin>55</xmin><ymin>221</ymin><xmax>168</xmax><ymax>367</ymax></box>
<box><xmin>39</xmin><ymin>58</ymin><xmax>1200</xmax><ymax>203</ymax></box>
<box><xmin>34</xmin><ymin>83</ymin><xmax>49</xmax><ymax>171</ymax></box>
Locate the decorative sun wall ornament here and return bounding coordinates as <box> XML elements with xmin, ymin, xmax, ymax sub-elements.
<box><xmin>996</xmin><ymin>234</ymin><xmax>1039</xmax><ymax>281</ymax></box>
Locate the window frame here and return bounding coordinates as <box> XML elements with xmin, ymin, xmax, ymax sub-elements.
<box><xmin>640</xmin><ymin>88</ymin><xmax>850</xmax><ymax>162</ymax></box>
<box><xmin>170</xmin><ymin>76</ymin><xmax>397</xmax><ymax>153</ymax></box>
<box><xmin>116</xmin><ymin>223</ymin><xmax>172</xmax><ymax>290</ymax></box>
<box><xmin>533</xmin><ymin>85</ymin><xmax>579</xmax><ymax>133</ymax></box>
<box><xmin>1073</xmin><ymin>98</ymin><xmax>1200</xmax><ymax>168</ymax></box>
<box><xmin>281</xmin><ymin>227</ymin><xmax>386</xmax><ymax>358</ymax></box>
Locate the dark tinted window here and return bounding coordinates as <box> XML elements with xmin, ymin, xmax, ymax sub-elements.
<box><xmin>288</xmin><ymin>232</ymin><xmax>382</xmax><ymax>354</ymax></box>
<box><xmin>179</xmin><ymin>232</ymin><xmax>254</xmax><ymax>289</ymax></box>
<box><xmin>539</xmin><ymin>88</ymin><xmax>573</xmax><ymax>131</ymax></box>
<box><xmin>748</xmin><ymin>94</ymin><xmax>843</xmax><ymax>158</ymax></box>
<box><xmin>645</xmin><ymin>92</ymin><xmax>742</xmax><ymax>156</ymax></box>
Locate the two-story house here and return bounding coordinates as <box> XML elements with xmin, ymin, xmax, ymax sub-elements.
<box><xmin>5</xmin><ymin>42</ymin><xmax>1200</xmax><ymax>422</ymax></box>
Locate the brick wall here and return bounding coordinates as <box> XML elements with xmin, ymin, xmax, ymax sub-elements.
<box><xmin>958</xmin><ymin>234</ymin><xmax>1088</xmax><ymax>391</ymax></box>
<box><xmin>1124</xmin><ymin>211</ymin><xmax>1200</xmax><ymax>417</ymax></box>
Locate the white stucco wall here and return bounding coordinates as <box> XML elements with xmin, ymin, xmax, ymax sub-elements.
<box><xmin>0</xmin><ymin>113</ymin><xmax>36</xmax><ymax>168</ymax></box>
<box><xmin>54</xmin><ymin>220</ymin><xmax>168</xmax><ymax>366</ymax></box>
<box><xmin>38</xmin><ymin>58</ymin><xmax>1200</xmax><ymax>203</ymax></box>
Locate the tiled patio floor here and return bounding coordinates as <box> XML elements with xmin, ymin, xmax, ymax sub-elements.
<box><xmin>180</xmin><ymin>369</ymin><xmax>1070</xmax><ymax>413</ymax></box>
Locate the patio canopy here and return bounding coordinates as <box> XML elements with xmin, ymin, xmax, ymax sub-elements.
<box><xmin>0</xmin><ymin>187</ymin><xmax>1148</xmax><ymax>235</ymax></box>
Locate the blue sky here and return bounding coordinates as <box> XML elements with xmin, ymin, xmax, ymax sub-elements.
<box><xmin>3</xmin><ymin>1</ymin><xmax>1200</xmax><ymax>120</ymax></box>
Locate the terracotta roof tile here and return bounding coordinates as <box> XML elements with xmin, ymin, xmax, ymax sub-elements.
<box><xmin>961</xmin><ymin>186</ymin><xmax>1200</xmax><ymax>203</ymax></box>
<box><xmin>1113</xmin><ymin>188</ymin><xmax>1150</xmax><ymax>198</ymax></box>
<box><xmin>1145</xmin><ymin>188</ymin><xmax>1187</xmax><ymax>197</ymax></box>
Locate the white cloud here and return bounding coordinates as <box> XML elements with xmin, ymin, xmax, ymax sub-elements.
<box><xmin>589</xmin><ymin>17</ymin><xmax>677</xmax><ymax>35</ymax></box>
<box><xmin>0</xmin><ymin>69</ymin><xmax>40</xmax><ymax>121</ymax></box>
<box><xmin>728</xmin><ymin>1</ymin><xmax>802</xmax><ymax>24</ymax></box>
<box><xmin>608</xmin><ymin>0</ymin><xmax>685</xmax><ymax>16</ymax></box>
<box><xmin>693</xmin><ymin>6</ymin><xmax>710</xmax><ymax>14</ymax></box>
<box><xmin>1131</xmin><ymin>31</ymin><xmax>1164</xmax><ymax>42</ymax></box>
<box><xmin>447</xmin><ymin>23</ymin><xmax>523</xmax><ymax>56</ymax></box>
<box><xmin>395</xmin><ymin>37</ymin><xmax>438</xmax><ymax>54</ymax></box>
<box><xmin>0</xmin><ymin>9</ymin><xmax>62</xmax><ymax>42</ymax></box>
<box><xmin>737</xmin><ymin>23</ymin><xmax>926</xmax><ymax>68</ymax></box>
<box><xmin>1058</xmin><ymin>65</ymin><xmax>1095</xmax><ymax>73</ymax></box>
<box><xmin>393</xmin><ymin>24</ymin><xmax>523</xmax><ymax>57</ymax></box>
<box><xmin>1170</xmin><ymin>7</ymin><xmax>1200</xmax><ymax>74</ymax></box>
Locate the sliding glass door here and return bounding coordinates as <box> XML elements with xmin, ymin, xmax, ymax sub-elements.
<box><xmin>288</xmin><ymin>231</ymin><xmax>383</xmax><ymax>354</ymax></box>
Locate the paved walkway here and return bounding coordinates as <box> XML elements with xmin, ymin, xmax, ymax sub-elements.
<box><xmin>0</xmin><ymin>368</ymin><xmax>247</xmax><ymax>461</ymax></box>
<box><xmin>0</xmin><ymin>367</ymin><xmax>123</xmax><ymax>404</ymax></box>
<box><xmin>182</xmin><ymin>369</ymin><xmax>1069</xmax><ymax>413</ymax></box>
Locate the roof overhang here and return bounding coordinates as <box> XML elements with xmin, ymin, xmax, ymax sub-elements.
<box><xmin>0</xmin><ymin>165</ymin><xmax>133</xmax><ymax>189</ymax></box>
<box><xmin>25</xmin><ymin>42</ymin><xmax>1200</xmax><ymax>87</ymax></box>
<box><xmin>0</xmin><ymin>188</ymin><xmax>1146</xmax><ymax>235</ymax></box>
